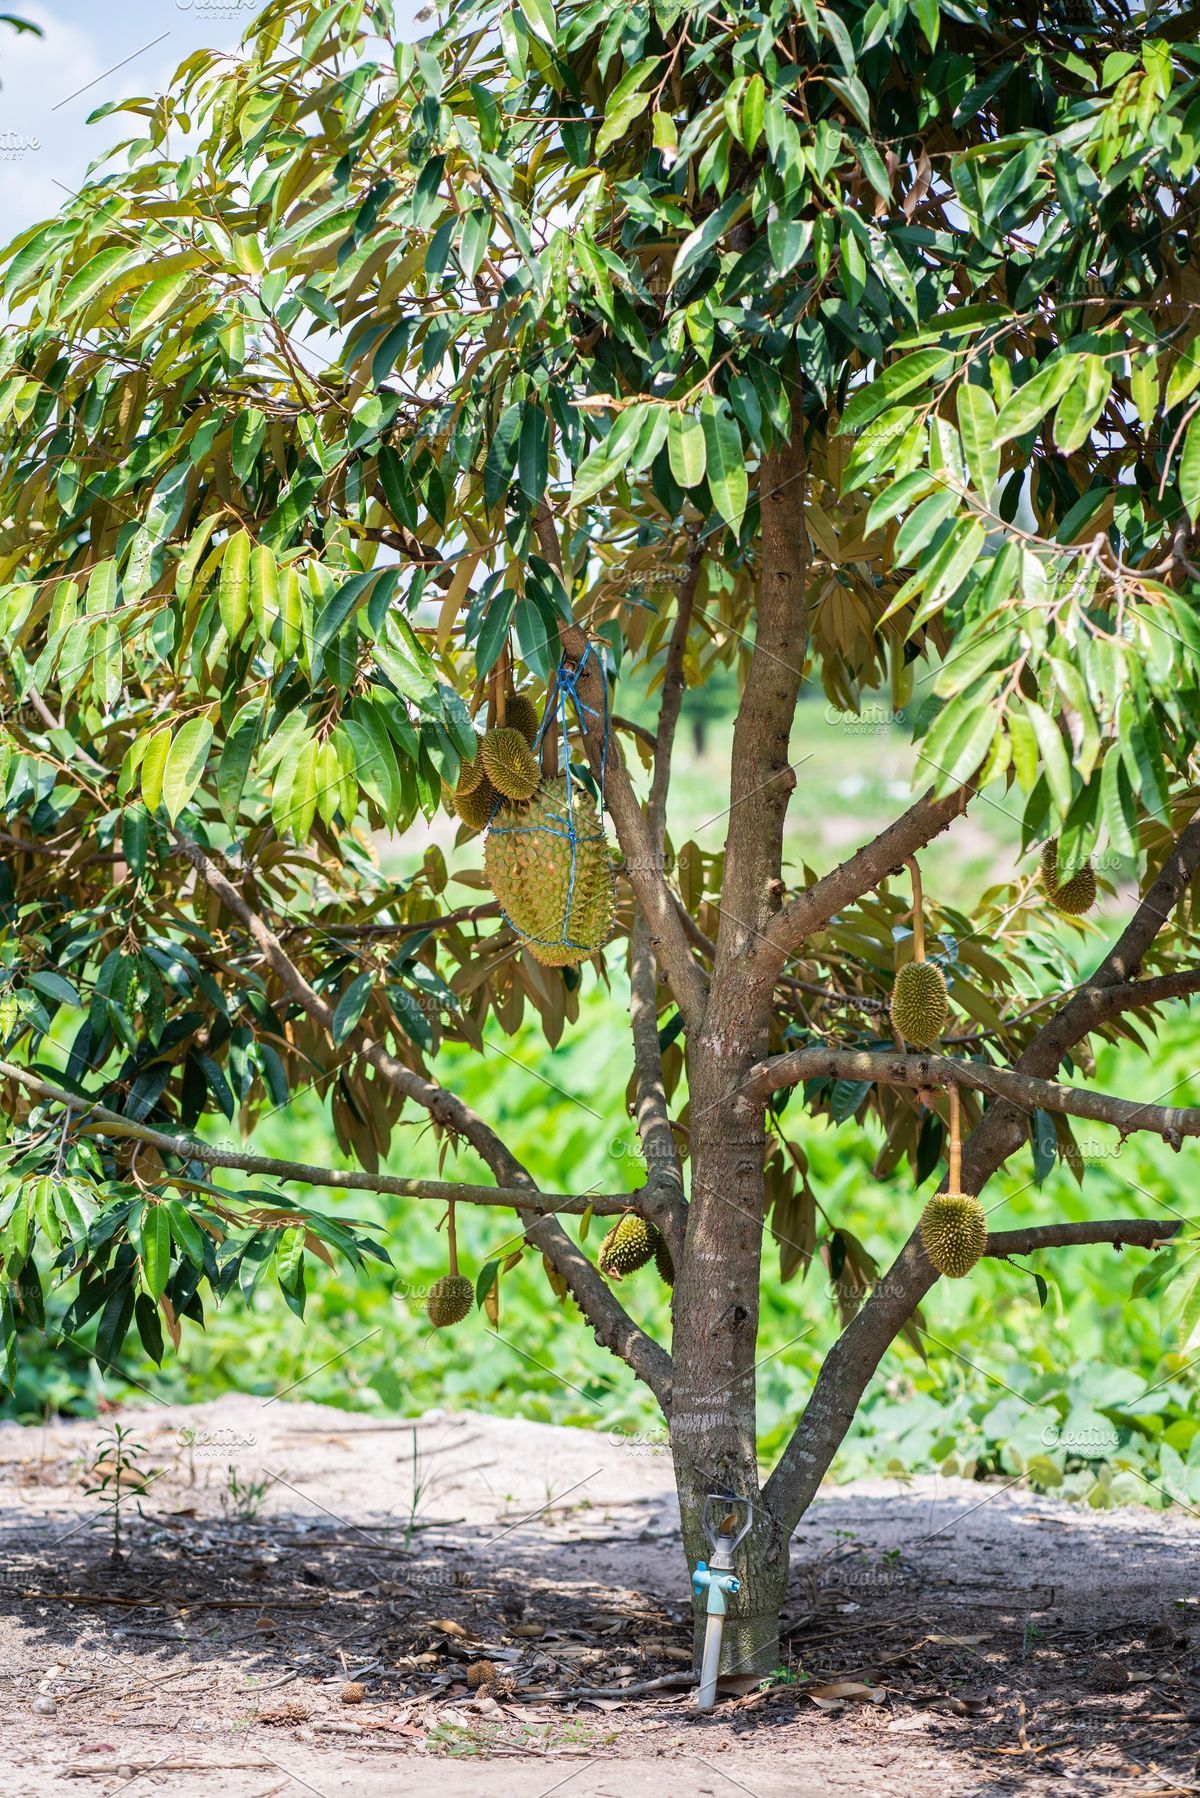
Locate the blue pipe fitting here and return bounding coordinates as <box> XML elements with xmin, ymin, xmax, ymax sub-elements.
<box><xmin>692</xmin><ymin>1560</ymin><xmax>741</xmax><ymax>1616</ymax></box>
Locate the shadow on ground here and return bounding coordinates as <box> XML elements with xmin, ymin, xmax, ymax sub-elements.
<box><xmin>0</xmin><ymin>1398</ymin><xmax>1196</xmax><ymax>1796</ymax></box>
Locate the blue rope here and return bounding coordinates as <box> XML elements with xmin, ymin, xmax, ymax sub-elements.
<box><xmin>489</xmin><ymin>643</ymin><xmax>610</xmax><ymax>952</ymax></box>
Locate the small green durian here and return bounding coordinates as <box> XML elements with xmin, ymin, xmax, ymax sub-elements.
<box><xmin>1040</xmin><ymin>839</ymin><xmax>1097</xmax><ymax>916</ymax></box>
<box><xmin>919</xmin><ymin>1192</ymin><xmax>988</xmax><ymax>1279</ymax></box>
<box><xmin>455</xmin><ymin>749</ymin><xmax>486</xmax><ymax>797</ymax></box>
<box><xmin>426</xmin><ymin>1274</ymin><xmax>474</xmax><ymax>1329</ymax></box>
<box><xmin>504</xmin><ymin>693</ymin><xmax>540</xmax><ymax>747</ymax></box>
<box><xmin>481</xmin><ymin>727</ymin><xmax>539</xmax><ymax>802</ymax></box>
<box><xmin>890</xmin><ymin>960</ymin><xmax>949</xmax><ymax>1047</ymax></box>
<box><xmin>598</xmin><ymin>1214</ymin><xmax>659</xmax><ymax>1279</ymax></box>
<box><xmin>453</xmin><ymin>773</ymin><xmax>501</xmax><ymax>832</ymax></box>
<box><xmin>653</xmin><ymin>1235</ymin><xmax>675</xmax><ymax>1288</ymax></box>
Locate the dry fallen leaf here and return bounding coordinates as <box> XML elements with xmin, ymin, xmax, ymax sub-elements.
<box><xmin>430</xmin><ymin>1620</ymin><xmax>470</xmax><ymax>1639</ymax></box>
<box><xmin>510</xmin><ymin>1623</ymin><xmax>545</xmax><ymax>1639</ymax></box>
<box><xmin>808</xmin><ymin>1681</ymin><xmax>879</xmax><ymax>1701</ymax></box>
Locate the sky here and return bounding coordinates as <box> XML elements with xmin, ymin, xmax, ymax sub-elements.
<box><xmin>0</xmin><ymin>0</ymin><xmax>422</xmax><ymax>246</ymax></box>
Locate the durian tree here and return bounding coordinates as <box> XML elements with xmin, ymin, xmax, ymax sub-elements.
<box><xmin>5</xmin><ymin>0</ymin><xmax>1200</xmax><ymax>1679</ymax></box>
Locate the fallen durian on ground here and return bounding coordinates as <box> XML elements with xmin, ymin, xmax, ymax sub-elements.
<box><xmin>484</xmin><ymin>775</ymin><xmax>614</xmax><ymax>965</ymax></box>
<box><xmin>1040</xmin><ymin>839</ymin><xmax>1097</xmax><ymax>916</ymax></box>
<box><xmin>919</xmin><ymin>1192</ymin><xmax>988</xmax><ymax>1278</ymax></box>
<box><xmin>426</xmin><ymin>1273</ymin><xmax>474</xmax><ymax>1328</ymax></box>
<box><xmin>890</xmin><ymin>958</ymin><xmax>949</xmax><ymax>1047</ymax></box>
<box><xmin>598</xmin><ymin>1213</ymin><xmax>660</xmax><ymax>1278</ymax></box>
<box><xmin>481</xmin><ymin>726</ymin><xmax>540</xmax><ymax>802</ymax></box>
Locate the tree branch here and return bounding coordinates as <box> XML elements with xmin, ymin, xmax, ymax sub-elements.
<box><xmin>0</xmin><ymin>1057</ymin><xmax>638</xmax><ymax>1215</ymax></box>
<box><xmin>627</xmin><ymin>549</ymin><xmax>700</xmax><ymax>1254</ymax></box>
<box><xmin>985</xmin><ymin>1219</ymin><xmax>1180</xmax><ymax>1257</ymax></box>
<box><xmin>744</xmin><ymin>1043</ymin><xmax>1200</xmax><ymax>1145</ymax></box>
<box><xmin>534</xmin><ymin>506</ymin><xmax>708</xmax><ymax>1033</ymax></box>
<box><xmin>176</xmin><ymin>834</ymin><xmax>673</xmax><ymax>1407</ymax></box>
<box><xmin>764</xmin><ymin>786</ymin><xmax>966</xmax><ymax>968</ymax></box>
<box><xmin>0</xmin><ymin>1057</ymin><xmax>647</xmax><ymax>1215</ymax></box>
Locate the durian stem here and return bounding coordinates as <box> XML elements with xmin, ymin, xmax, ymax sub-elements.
<box><xmin>447</xmin><ymin>1199</ymin><xmax>459</xmax><ymax>1277</ymax></box>
<box><xmin>948</xmin><ymin>1080</ymin><xmax>961</xmax><ymax>1192</ymax></box>
<box><xmin>906</xmin><ymin>857</ymin><xmax>925</xmax><ymax>962</ymax></box>
<box><xmin>543</xmin><ymin>673</ymin><xmax>560</xmax><ymax>778</ymax></box>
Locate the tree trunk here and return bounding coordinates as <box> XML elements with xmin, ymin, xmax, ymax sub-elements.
<box><xmin>670</xmin><ymin>1045</ymin><xmax>788</xmax><ymax>1682</ymax></box>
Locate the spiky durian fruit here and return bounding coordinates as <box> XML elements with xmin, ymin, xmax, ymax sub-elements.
<box><xmin>919</xmin><ymin>1192</ymin><xmax>988</xmax><ymax>1279</ymax></box>
<box><xmin>598</xmin><ymin>1214</ymin><xmax>659</xmax><ymax>1279</ymax></box>
<box><xmin>1040</xmin><ymin>839</ymin><xmax>1097</xmax><ymax>916</ymax></box>
<box><xmin>653</xmin><ymin>1235</ymin><xmax>675</xmax><ymax>1289</ymax></box>
<box><xmin>455</xmin><ymin>749</ymin><xmax>486</xmax><ymax>796</ymax></box>
<box><xmin>453</xmin><ymin>773</ymin><xmax>501</xmax><ymax>832</ymax></box>
<box><xmin>504</xmin><ymin>693</ymin><xmax>540</xmax><ymax>747</ymax></box>
<box><xmin>426</xmin><ymin>1274</ymin><xmax>474</xmax><ymax>1328</ymax></box>
<box><xmin>481</xmin><ymin>727</ymin><xmax>540</xmax><ymax>802</ymax></box>
<box><xmin>484</xmin><ymin>776</ymin><xmax>614</xmax><ymax>965</ymax></box>
<box><xmin>890</xmin><ymin>960</ymin><xmax>949</xmax><ymax>1047</ymax></box>
<box><xmin>466</xmin><ymin>1660</ymin><xmax>497</xmax><ymax>1690</ymax></box>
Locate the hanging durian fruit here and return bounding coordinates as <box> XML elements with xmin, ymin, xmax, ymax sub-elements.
<box><xmin>453</xmin><ymin>772</ymin><xmax>501</xmax><ymax>831</ymax></box>
<box><xmin>481</xmin><ymin>727</ymin><xmax>539</xmax><ymax>802</ymax></box>
<box><xmin>653</xmin><ymin>1234</ymin><xmax>675</xmax><ymax>1288</ymax></box>
<box><xmin>890</xmin><ymin>856</ymin><xmax>948</xmax><ymax>1047</ymax></box>
<box><xmin>505</xmin><ymin>691</ymin><xmax>540</xmax><ymax>747</ymax></box>
<box><xmin>1040</xmin><ymin>838</ymin><xmax>1097</xmax><ymax>916</ymax></box>
<box><xmin>598</xmin><ymin>1213</ymin><xmax>660</xmax><ymax>1278</ymax></box>
<box><xmin>484</xmin><ymin>775</ymin><xmax>614</xmax><ymax>965</ymax></box>
<box><xmin>918</xmin><ymin>1085</ymin><xmax>988</xmax><ymax>1279</ymax></box>
<box><xmin>426</xmin><ymin>1201</ymin><xmax>474</xmax><ymax>1329</ymax></box>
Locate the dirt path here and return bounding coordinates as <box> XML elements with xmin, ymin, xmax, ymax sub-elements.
<box><xmin>0</xmin><ymin>1397</ymin><xmax>1197</xmax><ymax>1796</ymax></box>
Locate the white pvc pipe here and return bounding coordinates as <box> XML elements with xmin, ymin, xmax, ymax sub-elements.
<box><xmin>695</xmin><ymin>1535</ymin><xmax>735</xmax><ymax>1711</ymax></box>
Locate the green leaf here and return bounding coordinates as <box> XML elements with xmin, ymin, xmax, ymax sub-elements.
<box><xmin>136</xmin><ymin>1205</ymin><xmax>171</xmax><ymax>1302</ymax></box>
<box><xmin>670</xmin><ymin>192</ymin><xmax>748</xmax><ymax>288</ymax></box>
<box><xmin>994</xmin><ymin>358</ymin><xmax>1076</xmax><ymax>442</ymax></box>
<box><xmin>218</xmin><ymin>530</ymin><xmax>251</xmax><ymax>639</ymax></box>
<box><xmin>518</xmin><ymin>0</ymin><xmax>556</xmax><ymax>46</ymax></box>
<box><xmin>668</xmin><ymin>412</ymin><xmax>706</xmax><ymax>488</ymax></box>
<box><xmin>1053</xmin><ymin>356</ymin><xmax>1111</xmax><ymax>456</ymax></box>
<box><xmin>699</xmin><ymin>397</ymin><xmax>747</xmax><ymax>530</ymax></box>
<box><xmin>161</xmin><ymin>717</ymin><xmax>214</xmax><ymax>823</ymax></box>
<box><xmin>332</xmin><ymin>970</ymin><xmax>373</xmax><ymax>1044</ymax></box>
<box><xmin>596</xmin><ymin>57</ymin><xmax>660</xmax><ymax>156</ymax></box>
<box><xmin>217</xmin><ymin>703</ymin><xmax>260</xmax><ymax>828</ymax></box>
<box><xmin>1023</xmin><ymin>698</ymin><xmax>1072</xmax><ymax>818</ymax></box>
<box><xmin>165</xmin><ymin>1199</ymin><xmax>207</xmax><ymax>1270</ymax></box>
<box><xmin>956</xmin><ymin>386</ymin><xmax>1000</xmax><ymax>496</ymax></box>
<box><xmin>1180</xmin><ymin>413</ymin><xmax>1200</xmax><ymax>522</ymax></box>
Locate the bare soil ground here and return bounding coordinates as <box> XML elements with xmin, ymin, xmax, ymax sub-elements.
<box><xmin>0</xmin><ymin>1397</ymin><xmax>1197</xmax><ymax>1797</ymax></box>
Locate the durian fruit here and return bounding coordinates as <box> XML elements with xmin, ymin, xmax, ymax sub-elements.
<box><xmin>456</xmin><ymin>750</ymin><xmax>486</xmax><ymax>796</ymax></box>
<box><xmin>484</xmin><ymin>775</ymin><xmax>614</xmax><ymax>965</ymax></box>
<box><xmin>481</xmin><ymin>727</ymin><xmax>539</xmax><ymax>802</ymax></box>
<box><xmin>466</xmin><ymin>1660</ymin><xmax>497</xmax><ymax>1690</ymax></box>
<box><xmin>653</xmin><ymin>1235</ymin><xmax>675</xmax><ymax>1288</ymax></box>
<box><xmin>598</xmin><ymin>1213</ymin><xmax>660</xmax><ymax>1279</ymax></box>
<box><xmin>426</xmin><ymin>1273</ymin><xmax>474</xmax><ymax>1329</ymax></box>
<box><xmin>453</xmin><ymin>773</ymin><xmax>501</xmax><ymax>832</ymax></box>
<box><xmin>919</xmin><ymin>1192</ymin><xmax>988</xmax><ymax>1279</ymax></box>
<box><xmin>1040</xmin><ymin>839</ymin><xmax>1097</xmax><ymax>916</ymax></box>
<box><xmin>505</xmin><ymin>692</ymin><xmax>540</xmax><ymax>747</ymax></box>
<box><xmin>890</xmin><ymin>959</ymin><xmax>948</xmax><ymax>1047</ymax></box>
